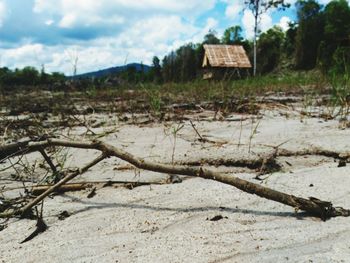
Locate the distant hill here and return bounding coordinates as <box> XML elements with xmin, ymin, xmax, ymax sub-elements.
<box><xmin>72</xmin><ymin>63</ymin><xmax>151</xmax><ymax>79</ymax></box>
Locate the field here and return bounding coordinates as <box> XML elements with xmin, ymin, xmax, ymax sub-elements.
<box><xmin>1</xmin><ymin>74</ymin><xmax>350</xmax><ymax>262</ymax></box>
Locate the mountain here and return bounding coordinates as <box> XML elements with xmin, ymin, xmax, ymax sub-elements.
<box><xmin>72</xmin><ymin>63</ymin><xmax>151</xmax><ymax>79</ymax></box>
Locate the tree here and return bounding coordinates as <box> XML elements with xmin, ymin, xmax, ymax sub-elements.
<box><xmin>294</xmin><ymin>0</ymin><xmax>325</xmax><ymax>70</ymax></box>
<box><xmin>176</xmin><ymin>44</ymin><xmax>197</xmax><ymax>82</ymax></box>
<box><xmin>152</xmin><ymin>56</ymin><xmax>162</xmax><ymax>83</ymax></box>
<box><xmin>283</xmin><ymin>22</ymin><xmax>298</xmax><ymax>58</ymax></box>
<box><xmin>49</xmin><ymin>72</ymin><xmax>66</xmax><ymax>83</ymax></box>
<box><xmin>222</xmin><ymin>25</ymin><xmax>244</xmax><ymax>44</ymax></box>
<box><xmin>194</xmin><ymin>43</ymin><xmax>205</xmax><ymax>70</ymax></box>
<box><xmin>257</xmin><ymin>26</ymin><xmax>285</xmax><ymax>73</ymax></box>
<box><xmin>161</xmin><ymin>44</ymin><xmax>198</xmax><ymax>83</ymax></box>
<box><xmin>18</xmin><ymin>66</ymin><xmax>40</xmax><ymax>85</ymax></box>
<box><xmin>203</xmin><ymin>30</ymin><xmax>220</xmax><ymax>45</ymax></box>
<box><xmin>244</xmin><ymin>0</ymin><xmax>290</xmax><ymax>76</ymax></box>
<box><xmin>40</xmin><ymin>64</ymin><xmax>49</xmax><ymax>84</ymax></box>
<box><xmin>162</xmin><ymin>51</ymin><xmax>176</xmax><ymax>82</ymax></box>
<box><xmin>318</xmin><ymin>0</ymin><xmax>350</xmax><ymax>72</ymax></box>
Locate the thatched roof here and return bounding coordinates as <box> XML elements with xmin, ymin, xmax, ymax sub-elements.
<box><xmin>202</xmin><ymin>44</ymin><xmax>251</xmax><ymax>68</ymax></box>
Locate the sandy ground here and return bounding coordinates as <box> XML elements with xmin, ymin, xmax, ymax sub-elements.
<box><xmin>1</xmin><ymin>107</ymin><xmax>350</xmax><ymax>263</ymax></box>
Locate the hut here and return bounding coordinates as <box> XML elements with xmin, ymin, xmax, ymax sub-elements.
<box><xmin>202</xmin><ymin>44</ymin><xmax>252</xmax><ymax>79</ymax></box>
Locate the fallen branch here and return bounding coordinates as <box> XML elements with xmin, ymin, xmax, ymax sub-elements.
<box><xmin>0</xmin><ymin>180</ymin><xmax>169</xmax><ymax>195</ymax></box>
<box><xmin>31</xmin><ymin>183</ymin><xmax>90</xmax><ymax>196</ymax></box>
<box><xmin>31</xmin><ymin>180</ymin><xmax>170</xmax><ymax>195</ymax></box>
<box><xmin>278</xmin><ymin>148</ymin><xmax>350</xmax><ymax>160</ymax></box>
<box><xmin>0</xmin><ymin>152</ymin><xmax>106</xmax><ymax>218</ymax></box>
<box><xmin>1</xmin><ymin>139</ymin><xmax>349</xmax><ymax>220</ymax></box>
<box><xmin>0</xmin><ymin>139</ymin><xmax>32</xmax><ymax>161</ymax></box>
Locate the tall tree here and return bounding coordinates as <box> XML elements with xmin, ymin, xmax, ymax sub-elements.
<box><xmin>152</xmin><ymin>56</ymin><xmax>162</xmax><ymax>83</ymax></box>
<box><xmin>318</xmin><ymin>0</ymin><xmax>350</xmax><ymax>72</ymax></box>
<box><xmin>283</xmin><ymin>22</ymin><xmax>298</xmax><ymax>58</ymax></box>
<box><xmin>294</xmin><ymin>0</ymin><xmax>325</xmax><ymax>69</ymax></box>
<box><xmin>162</xmin><ymin>51</ymin><xmax>176</xmax><ymax>82</ymax></box>
<box><xmin>244</xmin><ymin>0</ymin><xmax>290</xmax><ymax>76</ymax></box>
<box><xmin>203</xmin><ymin>30</ymin><xmax>220</xmax><ymax>45</ymax></box>
<box><xmin>176</xmin><ymin>44</ymin><xmax>197</xmax><ymax>82</ymax></box>
<box><xmin>222</xmin><ymin>25</ymin><xmax>244</xmax><ymax>44</ymax></box>
<box><xmin>257</xmin><ymin>26</ymin><xmax>285</xmax><ymax>73</ymax></box>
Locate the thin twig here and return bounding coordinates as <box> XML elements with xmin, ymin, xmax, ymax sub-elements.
<box><xmin>0</xmin><ymin>153</ymin><xmax>106</xmax><ymax>218</ymax></box>
<box><xmin>39</xmin><ymin>148</ymin><xmax>57</xmax><ymax>173</ymax></box>
<box><xmin>189</xmin><ymin>120</ymin><xmax>204</xmax><ymax>141</ymax></box>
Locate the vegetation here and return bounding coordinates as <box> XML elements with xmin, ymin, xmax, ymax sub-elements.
<box><xmin>0</xmin><ymin>66</ymin><xmax>65</xmax><ymax>90</ymax></box>
<box><xmin>0</xmin><ymin>0</ymin><xmax>348</xmax><ymax>91</ymax></box>
<box><xmin>244</xmin><ymin>0</ymin><xmax>291</xmax><ymax>76</ymax></box>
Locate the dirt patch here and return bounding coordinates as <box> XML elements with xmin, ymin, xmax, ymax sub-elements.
<box><xmin>1</xmin><ymin>91</ymin><xmax>350</xmax><ymax>262</ymax></box>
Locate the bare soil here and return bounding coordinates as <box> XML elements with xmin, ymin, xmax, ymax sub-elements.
<box><xmin>0</xmin><ymin>92</ymin><xmax>350</xmax><ymax>262</ymax></box>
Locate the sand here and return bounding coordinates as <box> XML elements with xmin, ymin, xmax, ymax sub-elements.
<box><xmin>1</xmin><ymin>107</ymin><xmax>350</xmax><ymax>263</ymax></box>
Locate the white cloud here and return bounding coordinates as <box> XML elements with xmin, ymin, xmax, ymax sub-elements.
<box><xmin>0</xmin><ymin>43</ymin><xmax>112</xmax><ymax>74</ymax></box>
<box><xmin>16</xmin><ymin>0</ymin><xmax>218</xmax><ymax>74</ymax></box>
<box><xmin>190</xmin><ymin>17</ymin><xmax>219</xmax><ymax>44</ymax></box>
<box><xmin>33</xmin><ymin>0</ymin><xmax>216</xmax><ymax>24</ymax></box>
<box><xmin>5</xmin><ymin>0</ymin><xmax>348</xmax><ymax>75</ymax></box>
<box><xmin>114</xmin><ymin>15</ymin><xmax>199</xmax><ymax>65</ymax></box>
<box><xmin>242</xmin><ymin>9</ymin><xmax>272</xmax><ymax>39</ymax></box>
<box><xmin>45</xmin><ymin>19</ymin><xmax>54</xmax><ymax>26</ymax></box>
<box><xmin>224</xmin><ymin>0</ymin><xmax>244</xmax><ymax>20</ymax></box>
<box><xmin>59</xmin><ymin>13</ymin><xmax>76</xmax><ymax>28</ymax></box>
<box><xmin>0</xmin><ymin>44</ymin><xmax>49</xmax><ymax>69</ymax></box>
<box><xmin>118</xmin><ymin>16</ymin><xmax>194</xmax><ymax>47</ymax></box>
<box><xmin>33</xmin><ymin>0</ymin><xmax>57</xmax><ymax>13</ymax></box>
<box><xmin>202</xmin><ymin>17</ymin><xmax>219</xmax><ymax>34</ymax></box>
<box><xmin>260</xmin><ymin>13</ymin><xmax>273</xmax><ymax>31</ymax></box>
<box><xmin>279</xmin><ymin>16</ymin><xmax>291</xmax><ymax>31</ymax></box>
<box><xmin>0</xmin><ymin>13</ymin><xmax>202</xmax><ymax>75</ymax></box>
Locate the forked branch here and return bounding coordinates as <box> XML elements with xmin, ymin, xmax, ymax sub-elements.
<box><xmin>1</xmin><ymin>139</ymin><xmax>349</xmax><ymax>220</ymax></box>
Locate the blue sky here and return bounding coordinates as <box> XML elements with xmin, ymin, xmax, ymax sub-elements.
<box><xmin>0</xmin><ymin>0</ymin><xmax>343</xmax><ymax>74</ymax></box>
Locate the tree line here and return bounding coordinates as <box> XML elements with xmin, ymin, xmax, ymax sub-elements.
<box><xmin>0</xmin><ymin>66</ymin><xmax>65</xmax><ymax>89</ymax></box>
<box><xmin>0</xmin><ymin>0</ymin><xmax>349</xmax><ymax>89</ymax></box>
<box><xmin>154</xmin><ymin>0</ymin><xmax>349</xmax><ymax>83</ymax></box>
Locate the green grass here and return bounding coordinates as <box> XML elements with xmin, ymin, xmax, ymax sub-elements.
<box><xmin>1</xmin><ymin>70</ymin><xmax>341</xmax><ymax>117</ymax></box>
<box><xmin>329</xmin><ymin>72</ymin><xmax>350</xmax><ymax>118</ymax></box>
<box><xmin>134</xmin><ymin>70</ymin><xmax>328</xmax><ymax>105</ymax></box>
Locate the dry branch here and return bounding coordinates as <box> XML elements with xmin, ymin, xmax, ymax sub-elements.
<box><xmin>30</xmin><ymin>180</ymin><xmax>168</xmax><ymax>195</ymax></box>
<box><xmin>1</xmin><ymin>139</ymin><xmax>349</xmax><ymax>220</ymax></box>
<box><xmin>1</xmin><ymin>180</ymin><xmax>167</xmax><ymax>196</ymax></box>
<box><xmin>0</xmin><ymin>139</ymin><xmax>32</xmax><ymax>160</ymax></box>
<box><xmin>31</xmin><ymin>183</ymin><xmax>90</xmax><ymax>196</ymax></box>
<box><xmin>39</xmin><ymin>148</ymin><xmax>57</xmax><ymax>174</ymax></box>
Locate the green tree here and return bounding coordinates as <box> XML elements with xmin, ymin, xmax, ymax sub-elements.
<box><xmin>222</xmin><ymin>25</ymin><xmax>244</xmax><ymax>44</ymax></box>
<box><xmin>18</xmin><ymin>66</ymin><xmax>40</xmax><ymax>85</ymax></box>
<box><xmin>176</xmin><ymin>44</ymin><xmax>197</xmax><ymax>82</ymax></box>
<box><xmin>40</xmin><ymin>64</ymin><xmax>49</xmax><ymax>84</ymax></box>
<box><xmin>49</xmin><ymin>72</ymin><xmax>66</xmax><ymax>82</ymax></box>
<box><xmin>283</xmin><ymin>22</ymin><xmax>298</xmax><ymax>58</ymax></box>
<box><xmin>194</xmin><ymin>43</ymin><xmax>205</xmax><ymax>70</ymax></box>
<box><xmin>244</xmin><ymin>0</ymin><xmax>290</xmax><ymax>76</ymax></box>
<box><xmin>295</xmin><ymin>0</ymin><xmax>325</xmax><ymax>69</ymax></box>
<box><xmin>318</xmin><ymin>0</ymin><xmax>350</xmax><ymax>72</ymax></box>
<box><xmin>257</xmin><ymin>26</ymin><xmax>285</xmax><ymax>73</ymax></box>
<box><xmin>203</xmin><ymin>30</ymin><xmax>220</xmax><ymax>44</ymax></box>
<box><xmin>152</xmin><ymin>56</ymin><xmax>162</xmax><ymax>83</ymax></box>
<box><xmin>162</xmin><ymin>51</ymin><xmax>176</xmax><ymax>82</ymax></box>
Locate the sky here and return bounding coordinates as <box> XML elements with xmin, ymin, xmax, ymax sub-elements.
<box><xmin>0</xmin><ymin>0</ymin><xmax>346</xmax><ymax>75</ymax></box>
